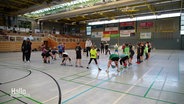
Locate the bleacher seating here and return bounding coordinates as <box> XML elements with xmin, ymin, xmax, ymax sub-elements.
<box><xmin>0</xmin><ymin>29</ymin><xmax>86</xmax><ymax>52</ymax></box>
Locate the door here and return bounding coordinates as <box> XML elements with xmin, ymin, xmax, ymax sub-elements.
<box><xmin>181</xmin><ymin>35</ymin><xmax>184</xmax><ymax>50</ymax></box>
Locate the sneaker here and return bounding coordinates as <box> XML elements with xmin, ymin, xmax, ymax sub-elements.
<box><xmin>75</xmin><ymin>65</ymin><xmax>78</xmax><ymax>67</ymax></box>
<box><xmin>61</xmin><ymin>63</ymin><xmax>66</xmax><ymax>65</ymax></box>
<box><xmin>128</xmin><ymin>63</ymin><xmax>132</xmax><ymax>66</ymax></box>
<box><xmin>79</xmin><ymin>66</ymin><xmax>83</xmax><ymax>68</ymax></box>
<box><xmin>98</xmin><ymin>68</ymin><xmax>102</xmax><ymax>71</ymax></box>
<box><xmin>106</xmin><ymin>70</ymin><xmax>109</xmax><ymax>73</ymax></box>
<box><xmin>117</xmin><ymin>69</ymin><xmax>120</xmax><ymax>72</ymax></box>
<box><xmin>120</xmin><ymin>68</ymin><xmax>123</xmax><ymax>71</ymax></box>
<box><xmin>123</xmin><ymin>63</ymin><xmax>127</xmax><ymax>67</ymax></box>
<box><xmin>136</xmin><ymin>62</ymin><xmax>140</xmax><ymax>64</ymax></box>
<box><xmin>86</xmin><ymin>67</ymin><xmax>89</xmax><ymax>69</ymax></box>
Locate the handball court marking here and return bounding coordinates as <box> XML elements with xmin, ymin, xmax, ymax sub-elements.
<box><xmin>60</xmin><ymin>67</ymin><xmax>176</xmax><ymax>104</ymax></box>
<box><xmin>60</xmin><ymin>52</ymin><xmax>181</xmax><ymax>104</ymax></box>
<box><xmin>0</xmin><ymin>57</ymin><xmax>181</xmax><ymax>104</ymax></box>
<box><xmin>0</xmin><ymin>50</ymin><xmax>183</xmax><ymax>104</ymax></box>
<box><xmin>0</xmin><ymin>63</ymin><xmax>60</xmax><ymax>104</ymax></box>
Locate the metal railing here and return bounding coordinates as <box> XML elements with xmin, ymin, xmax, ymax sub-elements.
<box><xmin>49</xmin><ymin>35</ymin><xmax>86</xmax><ymax>43</ymax></box>
<box><xmin>0</xmin><ymin>34</ymin><xmax>86</xmax><ymax>43</ymax></box>
<box><xmin>0</xmin><ymin>35</ymin><xmax>44</xmax><ymax>42</ymax></box>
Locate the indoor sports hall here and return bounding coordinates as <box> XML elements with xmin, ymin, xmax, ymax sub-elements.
<box><xmin>0</xmin><ymin>0</ymin><xmax>184</xmax><ymax>104</ymax></box>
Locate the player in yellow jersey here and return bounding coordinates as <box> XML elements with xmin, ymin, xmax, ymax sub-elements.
<box><xmin>86</xmin><ymin>45</ymin><xmax>102</xmax><ymax>71</ymax></box>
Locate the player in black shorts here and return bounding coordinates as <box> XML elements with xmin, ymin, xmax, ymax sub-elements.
<box><xmin>136</xmin><ymin>43</ymin><xmax>141</xmax><ymax>64</ymax></box>
<box><xmin>147</xmin><ymin>42</ymin><xmax>152</xmax><ymax>59</ymax></box>
<box><xmin>45</xmin><ymin>47</ymin><xmax>52</xmax><ymax>64</ymax></box>
<box><xmin>119</xmin><ymin>54</ymin><xmax>129</xmax><ymax>68</ymax></box>
<box><xmin>52</xmin><ymin>47</ymin><xmax>58</xmax><ymax>60</ymax></box>
<box><xmin>129</xmin><ymin>44</ymin><xmax>134</xmax><ymax>65</ymax></box>
<box><xmin>75</xmin><ymin>42</ymin><xmax>83</xmax><ymax>67</ymax></box>
<box><xmin>61</xmin><ymin>52</ymin><xmax>72</xmax><ymax>66</ymax></box>
<box><xmin>106</xmin><ymin>54</ymin><xmax>120</xmax><ymax>73</ymax></box>
<box><xmin>140</xmin><ymin>42</ymin><xmax>144</xmax><ymax>63</ymax></box>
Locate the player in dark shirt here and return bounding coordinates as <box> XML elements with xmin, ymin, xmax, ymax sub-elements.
<box><xmin>75</xmin><ymin>42</ymin><xmax>83</xmax><ymax>67</ymax></box>
<box><xmin>136</xmin><ymin>43</ymin><xmax>141</xmax><ymax>64</ymax></box>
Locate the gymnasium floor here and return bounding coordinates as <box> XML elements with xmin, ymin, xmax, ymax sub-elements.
<box><xmin>0</xmin><ymin>50</ymin><xmax>184</xmax><ymax>104</ymax></box>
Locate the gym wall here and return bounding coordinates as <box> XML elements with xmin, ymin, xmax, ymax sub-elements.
<box><xmin>88</xmin><ymin>17</ymin><xmax>181</xmax><ymax>50</ymax></box>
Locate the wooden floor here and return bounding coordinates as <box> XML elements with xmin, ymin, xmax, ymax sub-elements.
<box><xmin>0</xmin><ymin>50</ymin><xmax>184</xmax><ymax>104</ymax></box>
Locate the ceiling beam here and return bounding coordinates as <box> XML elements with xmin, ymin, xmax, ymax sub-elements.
<box><xmin>13</xmin><ymin>0</ymin><xmax>181</xmax><ymax>23</ymax></box>
<box><xmin>0</xmin><ymin>3</ymin><xmax>21</xmax><ymax>9</ymax></box>
<box><xmin>38</xmin><ymin>0</ymin><xmax>143</xmax><ymax>20</ymax></box>
<box><xmin>144</xmin><ymin>0</ymin><xmax>156</xmax><ymax>15</ymax></box>
<box><xmin>181</xmin><ymin>0</ymin><xmax>183</xmax><ymax>13</ymax></box>
<box><xmin>10</xmin><ymin>0</ymin><xmax>29</xmax><ymax>6</ymax></box>
<box><xmin>18</xmin><ymin>0</ymin><xmax>41</xmax><ymax>6</ymax></box>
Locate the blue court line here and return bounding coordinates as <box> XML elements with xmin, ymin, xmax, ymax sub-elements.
<box><xmin>168</xmin><ymin>51</ymin><xmax>174</xmax><ymax>60</ymax></box>
<box><xmin>155</xmin><ymin>69</ymin><xmax>168</xmax><ymax>104</ymax></box>
<box><xmin>74</xmin><ymin>75</ymin><xmax>184</xmax><ymax>95</ymax></box>
<box><xmin>144</xmin><ymin>67</ymin><xmax>163</xmax><ymax>97</ymax></box>
<box><xmin>61</xmin><ymin>76</ymin><xmax>176</xmax><ymax>104</ymax></box>
<box><xmin>62</xmin><ymin>77</ymin><xmax>112</xmax><ymax>104</ymax></box>
<box><xmin>99</xmin><ymin>87</ymin><xmax>176</xmax><ymax>104</ymax></box>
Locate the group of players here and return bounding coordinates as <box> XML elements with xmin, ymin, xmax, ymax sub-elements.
<box><xmin>40</xmin><ymin>41</ymin><xmax>152</xmax><ymax>73</ymax></box>
<box><xmin>41</xmin><ymin>42</ymin><xmax>72</xmax><ymax>65</ymax></box>
<box><xmin>106</xmin><ymin>42</ymin><xmax>152</xmax><ymax>73</ymax></box>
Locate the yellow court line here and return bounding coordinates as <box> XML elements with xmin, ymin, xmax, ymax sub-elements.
<box><xmin>42</xmin><ymin>96</ymin><xmax>58</xmax><ymax>103</ymax></box>
<box><xmin>42</xmin><ymin>77</ymin><xmax>98</xmax><ymax>103</ymax></box>
<box><xmin>63</xmin><ymin>79</ymin><xmax>97</xmax><ymax>95</ymax></box>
